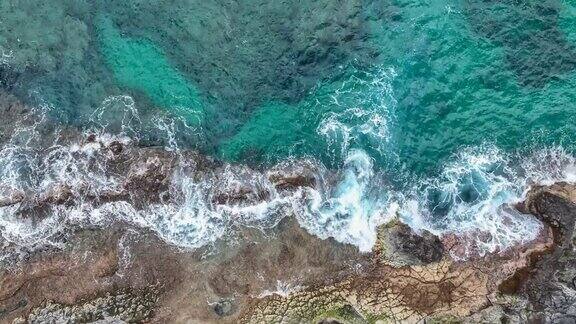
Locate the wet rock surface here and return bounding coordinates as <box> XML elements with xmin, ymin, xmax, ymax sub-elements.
<box><xmin>374</xmin><ymin>220</ymin><xmax>444</xmax><ymax>267</ymax></box>
<box><xmin>0</xmin><ymin>130</ymin><xmax>328</xmax><ymax>226</ymax></box>
<box><xmin>520</xmin><ymin>182</ymin><xmax>576</xmax><ymax>245</ymax></box>
<box><xmin>1</xmin><ymin>136</ymin><xmax>576</xmax><ymax>322</ymax></box>
<box><xmin>266</xmin><ymin>159</ymin><xmax>322</xmax><ymax>191</ymax></box>
<box><xmin>0</xmin><ymin>226</ymin><xmax>182</xmax><ymax>323</ymax></box>
<box><xmin>513</xmin><ymin>182</ymin><xmax>576</xmax><ymax>322</ymax></box>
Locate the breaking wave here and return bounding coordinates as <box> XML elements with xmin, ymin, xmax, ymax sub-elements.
<box><xmin>0</xmin><ymin>91</ymin><xmax>574</xmax><ymax>262</ymax></box>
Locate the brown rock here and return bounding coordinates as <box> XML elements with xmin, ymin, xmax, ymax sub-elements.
<box><xmin>211</xmin><ymin>186</ymin><xmax>271</xmax><ymax>206</ymax></box>
<box><xmin>519</xmin><ymin>182</ymin><xmax>576</xmax><ymax>245</ymax></box>
<box><xmin>108</xmin><ymin>140</ymin><xmax>124</xmax><ymax>155</ymax></box>
<box><xmin>441</xmin><ymin>229</ymin><xmax>495</xmax><ymax>259</ymax></box>
<box><xmin>209</xmin><ymin>165</ymin><xmax>273</xmax><ymax>206</ymax></box>
<box><xmin>39</xmin><ymin>184</ymin><xmax>73</xmax><ymax>205</ymax></box>
<box><xmin>123</xmin><ymin>150</ymin><xmax>176</xmax><ymax>205</ymax></box>
<box><xmin>0</xmin><ymin>188</ymin><xmax>24</xmax><ymax>207</ymax></box>
<box><xmin>267</xmin><ymin>160</ymin><xmax>320</xmax><ymax>191</ymax></box>
<box><xmin>240</xmin><ymin>260</ymin><xmax>491</xmax><ymax>323</ymax></box>
<box><xmin>0</xmin><ymin>227</ymin><xmax>182</xmax><ymax>323</ymax></box>
<box><xmin>374</xmin><ymin>220</ymin><xmax>444</xmax><ymax>267</ymax></box>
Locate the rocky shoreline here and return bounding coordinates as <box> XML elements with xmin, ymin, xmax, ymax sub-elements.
<box><xmin>0</xmin><ymin>141</ymin><xmax>575</xmax><ymax>322</ymax></box>
<box><xmin>1</xmin><ymin>93</ymin><xmax>576</xmax><ymax>323</ymax></box>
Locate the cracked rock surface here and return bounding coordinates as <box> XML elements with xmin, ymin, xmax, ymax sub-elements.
<box><xmin>0</xmin><ymin>121</ymin><xmax>575</xmax><ymax>323</ymax></box>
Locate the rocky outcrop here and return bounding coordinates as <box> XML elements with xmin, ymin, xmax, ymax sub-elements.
<box><xmin>266</xmin><ymin>160</ymin><xmax>322</xmax><ymax>191</ymax></box>
<box><xmin>14</xmin><ymin>289</ymin><xmax>158</xmax><ymax>324</ymax></box>
<box><xmin>2</xmin><ymin>128</ymin><xmax>576</xmax><ymax>323</ymax></box>
<box><xmin>0</xmin><ymin>133</ymin><xmax>329</xmax><ymax>224</ymax></box>
<box><xmin>0</xmin><ymin>226</ymin><xmax>183</xmax><ymax>323</ymax></box>
<box><xmin>241</xmin><ymin>260</ymin><xmax>491</xmax><ymax>323</ymax></box>
<box><xmin>240</xmin><ymin>219</ymin><xmax>554</xmax><ymax>323</ymax></box>
<box><xmin>512</xmin><ymin>182</ymin><xmax>576</xmax><ymax>322</ymax></box>
<box><xmin>0</xmin><ymin>215</ymin><xmax>366</xmax><ymax>323</ymax></box>
<box><xmin>0</xmin><ymin>188</ymin><xmax>24</xmax><ymax>208</ymax></box>
<box><xmin>519</xmin><ymin>182</ymin><xmax>576</xmax><ymax>245</ymax></box>
<box><xmin>239</xmin><ymin>184</ymin><xmax>576</xmax><ymax>323</ymax></box>
<box><xmin>374</xmin><ymin>220</ymin><xmax>444</xmax><ymax>267</ymax></box>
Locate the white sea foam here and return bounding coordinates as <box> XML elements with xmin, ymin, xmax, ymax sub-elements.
<box><xmin>257</xmin><ymin>280</ymin><xmax>304</xmax><ymax>298</ymax></box>
<box><xmin>0</xmin><ymin>46</ymin><xmax>13</xmax><ymax>66</ymax></box>
<box><xmin>398</xmin><ymin>145</ymin><xmax>544</xmax><ymax>256</ymax></box>
<box><xmin>295</xmin><ymin>150</ymin><xmax>393</xmax><ymax>252</ymax></box>
<box><xmin>0</xmin><ymin>94</ymin><xmax>574</xmax><ymax>261</ymax></box>
<box><xmin>318</xmin><ymin>67</ymin><xmax>397</xmax><ymax>158</ymax></box>
<box><xmin>0</xmin><ymin>102</ymin><xmax>295</xmax><ymax>253</ymax></box>
<box><xmin>521</xmin><ymin>147</ymin><xmax>576</xmax><ymax>185</ymax></box>
<box><xmin>292</xmin><ymin>145</ymin><xmax>558</xmax><ymax>256</ymax></box>
<box><xmin>0</xmin><ymin>132</ymin><xmax>571</xmax><ymax>259</ymax></box>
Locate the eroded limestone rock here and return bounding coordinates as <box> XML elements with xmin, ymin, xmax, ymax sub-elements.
<box><xmin>239</xmin><ymin>187</ymin><xmax>562</xmax><ymax>323</ymax></box>
<box><xmin>241</xmin><ymin>260</ymin><xmax>491</xmax><ymax>323</ymax></box>
<box><xmin>15</xmin><ymin>289</ymin><xmax>158</xmax><ymax>324</ymax></box>
<box><xmin>512</xmin><ymin>182</ymin><xmax>576</xmax><ymax>322</ymax></box>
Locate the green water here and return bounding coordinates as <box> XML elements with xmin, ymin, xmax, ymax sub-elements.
<box><xmin>1</xmin><ymin>0</ymin><xmax>576</xmax><ymax>177</ymax></box>
<box><xmin>97</xmin><ymin>16</ymin><xmax>206</xmax><ymax>126</ymax></box>
<box><xmin>379</xmin><ymin>0</ymin><xmax>576</xmax><ymax>171</ymax></box>
<box><xmin>220</xmin><ymin>67</ymin><xmax>396</xmax><ymax>165</ymax></box>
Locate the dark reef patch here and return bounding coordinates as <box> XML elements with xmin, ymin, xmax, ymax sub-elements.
<box><xmin>465</xmin><ymin>0</ymin><xmax>576</xmax><ymax>87</ymax></box>
<box><xmin>103</xmin><ymin>0</ymin><xmax>382</xmax><ymax>111</ymax></box>
<box><xmin>0</xmin><ymin>0</ymin><xmax>387</xmax><ymax>145</ymax></box>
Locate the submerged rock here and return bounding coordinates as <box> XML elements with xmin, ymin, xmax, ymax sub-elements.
<box><xmin>39</xmin><ymin>184</ymin><xmax>73</xmax><ymax>205</ymax></box>
<box><xmin>0</xmin><ymin>188</ymin><xmax>24</xmax><ymax>208</ymax></box>
<box><xmin>123</xmin><ymin>148</ymin><xmax>177</xmax><ymax>206</ymax></box>
<box><xmin>210</xmin><ymin>166</ymin><xmax>273</xmax><ymax>206</ymax></box>
<box><xmin>213</xmin><ymin>299</ymin><xmax>235</xmax><ymax>318</ymax></box>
